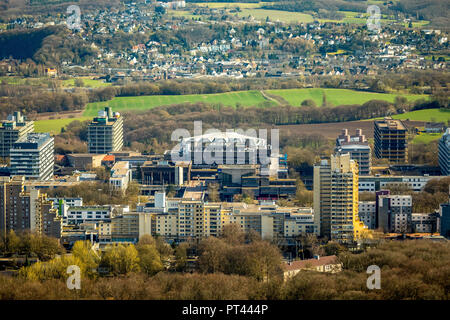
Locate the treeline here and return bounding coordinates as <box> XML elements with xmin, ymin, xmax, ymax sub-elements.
<box><xmin>263</xmin><ymin>0</ymin><xmax>368</xmax><ymax>14</ymax></box>
<box><xmin>1</xmin><ymin>239</ymin><xmax>449</xmax><ymax>299</ymax></box>
<box><xmin>122</xmin><ymin>100</ymin><xmax>395</xmax><ymax>152</ymax></box>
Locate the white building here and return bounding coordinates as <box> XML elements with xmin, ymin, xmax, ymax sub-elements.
<box><xmin>10</xmin><ymin>133</ymin><xmax>54</xmax><ymax>180</ymax></box>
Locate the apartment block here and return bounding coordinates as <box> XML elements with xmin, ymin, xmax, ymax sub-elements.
<box><xmin>10</xmin><ymin>133</ymin><xmax>54</xmax><ymax>180</ymax></box>
<box><xmin>313</xmin><ymin>154</ymin><xmax>369</xmax><ymax>243</ymax></box>
<box><xmin>358</xmin><ymin>201</ymin><xmax>376</xmax><ymax>229</ymax></box>
<box><xmin>411</xmin><ymin>213</ymin><xmax>439</xmax><ymax>233</ymax></box>
<box><xmin>440</xmin><ymin>202</ymin><xmax>450</xmax><ymax>238</ymax></box>
<box><xmin>0</xmin><ymin>111</ymin><xmax>34</xmax><ymax>158</ymax></box>
<box><xmin>66</xmin><ymin>205</ymin><xmax>129</xmax><ymax>225</ymax></box>
<box><xmin>88</xmin><ymin>107</ymin><xmax>123</xmax><ymax>154</ymax></box>
<box><xmin>377</xmin><ymin>192</ymin><xmax>412</xmax><ymax>233</ymax></box>
<box><xmin>438</xmin><ymin>128</ymin><xmax>450</xmax><ymax>175</ymax></box>
<box><xmin>0</xmin><ymin>176</ymin><xmax>62</xmax><ymax>238</ymax></box>
<box><xmin>359</xmin><ymin>175</ymin><xmax>434</xmax><ymax>192</ymax></box>
<box><xmin>374</xmin><ymin>117</ymin><xmax>408</xmax><ymax>163</ymax></box>
<box><xmin>336</xmin><ymin>129</ymin><xmax>371</xmax><ymax>175</ymax></box>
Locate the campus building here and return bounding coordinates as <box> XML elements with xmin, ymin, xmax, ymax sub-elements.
<box><xmin>0</xmin><ymin>176</ymin><xmax>62</xmax><ymax>238</ymax></box>
<box><xmin>10</xmin><ymin>133</ymin><xmax>54</xmax><ymax>180</ymax></box>
<box><xmin>438</xmin><ymin>128</ymin><xmax>450</xmax><ymax>175</ymax></box>
<box><xmin>88</xmin><ymin>107</ymin><xmax>123</xmax><ymax>154</ymax></box>
<box><xmin>374</xmin><ymin>117</ymin><xmax>408</xmax><ymax>163</ymax></box>
<box><xmin>336</xmin><ymin>129</ymin><xmax>371</xmax><ymax>176</ymax></box>
<box><xmin>313</xmin><ymin>153</ymin><xmax>370</xmax><ymax>243</ymax></box>
<box><xmin>0</xmin><ymin>111</ymin><xmax>34</xmax><ymax>158</ymax></box>
<box><xmin>376</xmin><ymin>192</ymin><xmax>412</xmax><ymax>233</ymax></box>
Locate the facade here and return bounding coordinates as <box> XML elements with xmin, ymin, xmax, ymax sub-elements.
<box><xmin>374</xmin><ymin>117</ymin><xmax>408</xmax><ymax>163</ymax></box>
<box><xmin>141</xmin><ymin>160</ymin><xmax>191</xmax><ymax>186</ymax></box>
<box><xmin>440</xmin><ymin>203</ymin><xmax>450</xmax><ymax>238</ymax></box>
<box><xmin>66</xmin><ymin>153</ymin><xmax>105</xmax><ymax>170</ymax></box>
<box><xmin>0</xmin><ymin>111</ymin><xmax>34</xmax><ymax>158</ymax></box>
<box><xmin>313</xmin><ymin>154</ymin><xmax>369</xmax><ymax>243</ymax></box>
<box><xmin>10</xmin><ymin>133</ymin><xmax>54</xmax><ymax>180</ymax></box>
<box><xmin>0</xmin><ymin>176</ymin><xmax>62</xmax><ymax>238</ymax></box>
<box><xmin>438</xmin><ymin>128</ymin><xmax>450</xmax><ymax>175</ymax></box>
<box><xmin>358</xmin><ymin>201</ymin><xmax>376</xmax><ymax>229</ymax></box>
<box><xmin>66</xmin><ymin>205</ymin><xmax>129</xmax><ymax>225</ymax></box>
<box><xmin>411</xmin><ymin>213</ymin><xmax>439</xmax><ymax>233</ymax></box>
<box><xmin>109</xmin><ymin>161</ymin><xmax>132</xmax><ymax>192</ymax></box>
<box><xmin>359</xmin><ymin>175</ymin><xmax>435</xmax><ymax>192</ymax></box>
<box><xmin>336</xmin><ymin>129</ymin><xmax>371</xmax><ymax>175</ymax></box>
<box><xmin>377</xmin><ymin>193</ymin><xmax>412</xmax><ymax>233</ymax></box>
<box><xmin>88</xmin><ymin>107</ymin><xmax>123</xmax><ymax>154</ymax></box>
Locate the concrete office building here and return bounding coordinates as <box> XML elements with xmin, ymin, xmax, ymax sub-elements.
<box><xmin>336</xmin><ymin>129</ymin><xmax>371</xmax><ymax>175</ymax></box>
<box><xmin>88</xmin><ymin>107</ymin><xmax>123</xmax><ymax>154</ymax></box>
<box><xmin>374</xmin><ymin>117</ymin><xmax>408</xmax><ymax>163</ymax></box>
<box><xmin>0</xmin><ymin>111</ymin><xmax>34</xmax><ymax>158</ymax></box>
<box><xmin>377</xmin><ymin>193</ymin><xmax>412</xmax><ymax>233</ymax></box>
<box><xmin>440</xmin><ymin>202</ymin><xmax>450</xmax><ymax>238</ymax></box>
<box><xmin>438</xmin><ymin>128</ymin><xmax>450</xmax><ymax>175</ymax></box>
<box><xmin>358</xmin><ymin>201</ymin><xmax>376</xmax><ymax>229</ymax></box>
<box><xmin>313</xmin><ymin>154</ymin><xmax>369</xmax><ymax>243</ymax></box>
<box><xmin>0</xmin><ymin>176</ymin><xmax>62</xmax><ymax>238</ymax></box>
<box><xmin>10</xmin><ymin>133</ymin><xmax>54</xmax><ymax>180</ymax></box>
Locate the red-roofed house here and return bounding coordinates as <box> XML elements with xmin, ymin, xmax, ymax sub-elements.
<box><xmin>282</xmin><ymin>255</ymin><xmax>342</xmax><ymax>281</ymax></box>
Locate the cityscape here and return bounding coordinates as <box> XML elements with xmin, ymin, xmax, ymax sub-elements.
<box><xmin>0</xmin><ymin>0</ymin><xmax>449</xmax><ymax>307</ymax></box>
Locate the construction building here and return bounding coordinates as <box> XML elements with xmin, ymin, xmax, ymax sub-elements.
<box><xmin>374</xmin><ymin>117</ymin><xmax>408</xmax><ymax>163</ymax></box>
<box><xmin>336</xmin><ymin>129</ymin><xmax>371</xmax><ymax>175</ymax></box>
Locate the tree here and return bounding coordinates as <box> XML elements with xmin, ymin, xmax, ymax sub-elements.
<box><xmin>100</xmin><ymin>244</ymin><xmax>140</xmax><ymax>276</ymax></box>
<box><xmin>136</xmin><ymin>242</ymin><xmax>163</xmax><ymax>276</ymax></box>
<box><xmin>0</xmin><ymin>230</ymin><xmax>21</xmax><ymax>256</ymax></box>
<box><xmin>221</xmin><ymin>224</ymin><xmax>245</xmax><ymax>246</ymax></box>
<box><xmin>207</xmin><ymin>183</ymin><xmax>220</xmax><ymax>202</ymax></box>
<box><xmin>174</xmin><ymin>242</ymin><xmax>189</xmax><ymax>272</ymax></box>
<box><xmin>71</xmin><ymin>240</ymin><xmax>100</xmax><ymax>278</ymax></box>
<box><xmin>246</xmin><ymin>241</ymin><xmax>283</xmax><ymax>281</ymax></box>
<box><xmin>198</xmin><ymin>237</ymin><xmax>228</xmax><ymax>273</ymax></box>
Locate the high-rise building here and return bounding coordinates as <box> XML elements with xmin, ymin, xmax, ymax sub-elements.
<box><xmin>313</xmin><ymin>153</ymin><xmax>369</xmax><ymax>243</ymax></box>
<box><xmin>88</xmin><ymin>107</ymin><xmax>123</xmax><ymax>154</ymax></box>
<box><xmin>336</xmin><ymin>128</ymin><xmax>371</xmax><ymax>175</ymax></box>
<box><xmin>0</xmin><ymin>111</ymin><xmax>34</xmax><ymax>158</ymax></box>
<box><xmin>374</xmin><ymin>117</ymin><xmax>408</xmax><ymax>163</ymax></box>
<box><xmin>438</xmin><ymin>128</ymin><xmax>450</xmax><ymax>175</ymax></box>
<box><xmin>440</xmin><ymin>202</ymin><xmax>450</xmax><ymax>238</ymax></box>
<box><xmin>0</xmin><ymin>176</ymin><xmax>62</xmax><ymax>238</ymax></box>
<box><xmin>376</xmin><ymin>191</ymin><xmax>412</xmax><ymax>233</ymax></box>
<box><xmin>10</xmin><ymin>133</ymin><xmax>54</xmax><ymax>180</ymax></box>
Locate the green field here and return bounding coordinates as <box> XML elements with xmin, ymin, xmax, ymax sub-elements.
<box><xmin>84</xmin><ymin>90</ymin><xmax>273</xmax><ymax>116</ymax></box>
<box><xmin>62</xmin><ymin>78</ymin><xmax>111</xmax><ymax>88</ymax></box>
<box><xmin>412</xmin><ymin>132</ymin><xmax>443</xmax><ymax>144</ymax></box>
<box><xmin>265</xmin><ymin>88</ymin><xmax>427</xmax><ymax>107</ymax></box>
<box><xmin>34</xmin><ymin>117</ymin><xmax>90</xmax><ymax>135</ymax></box>
<box><xmin>390</xmin><ymin>109</ymin><xmax>450</xmax><ymax>122</ymax></box>
<box><xmin>236</xmin><ymin>9</ymin><xmax>314</xmax><ymax>23</ymax></box>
